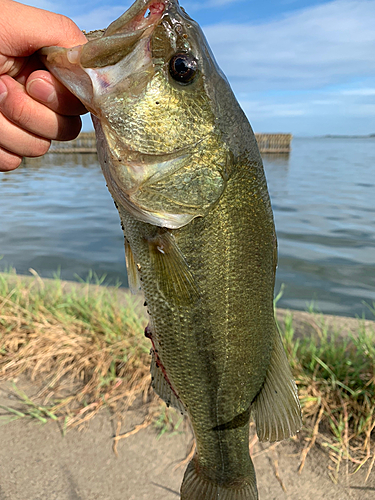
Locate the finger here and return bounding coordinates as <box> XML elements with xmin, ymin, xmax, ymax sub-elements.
<box><xmin>0</xmin><ymin>75</ymin><xmax>82</xmax><ymax>141</ymax></box>
<box><xmin>0</xmin><ymin>52</ymin><xmax>27</xmax><ymax>79</ymax></box>
<box><xmin>0</xmin><ymin>109</ymin><xmax>51</xmax><ymax>158</ymax></box>
<box><xmin>0</xmin><ymin>53</ymin><xmax>44</xmax><ymax>85</ymax></box>
<box><xmin>0</xmin><ymin>146</ymin><xmax>22</xmax><ymax>172</ymax></box>
<box><xmin>26</xmin><ymin>71</ymin><xmax>88</xmax><ymax>116</ymax></box>
<box><xmin>0</xmin><ymin>3</ymin><xmax>87</xmax><ymax>58</ymax></box>
<box><xmin>14</xmin><ymin>54</ymin><xmax>45</xmax><ymax>85</ymax></box>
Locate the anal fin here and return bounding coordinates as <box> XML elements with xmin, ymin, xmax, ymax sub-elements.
<box><xmin>252</xmin><ymin>330</ymin><xmax>302</xmax><ymax>442</ymax></box>
<box><xmin>150</xmin><ymin>350</ymin><xmax>186</xmax><ymax>415</ymax></box>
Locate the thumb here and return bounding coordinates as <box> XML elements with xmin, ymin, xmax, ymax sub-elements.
<box><xmin>0</xmin><ymin>1</ymin><xmax>87</xmax><ymax>59</ymax></box>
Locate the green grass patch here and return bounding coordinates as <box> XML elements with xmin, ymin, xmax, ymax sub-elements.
<box><xmin>278</xmin><ymin>308</ymin><xmax>375</xmax><ymax>479</ymax></box>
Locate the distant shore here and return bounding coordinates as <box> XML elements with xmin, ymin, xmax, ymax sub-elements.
<box><xmin>321</xmin><ymin>133</ymin><xmax>375</xmax><ymax>138</ymax></box>
<box><xmin>49</xmin><ymin>131</ymin><xmax>293</xmax><ymax>154</ymax></box>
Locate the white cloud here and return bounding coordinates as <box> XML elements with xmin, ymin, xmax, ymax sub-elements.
<box><xmin>341</xmin><ymin>88</ymin><xmax>375</xmax><ymax>96</ymax></box>
<box><xmin>241</xmin><ymin>100</ymin><xmax>306</xmax><ymax>118</ymax></box>
<box><xmin>236</xmin><ymin>85</ymin><xmax>375</xmax><ymax>134</ymax></box>
<box><xmin>350</xmin><ymin>103</ymin><xmax>375</xmax><ymax>116</ymax></box>
<box><xmin>203</xmin><ymin>0</ymin><xmax>375</xmax><ymax>91</ymax></box>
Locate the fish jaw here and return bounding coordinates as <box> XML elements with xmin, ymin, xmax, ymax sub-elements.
<box><xmin>39</xmin><ymin>0</ymin><xmax>167</xmax><ymax>114</ymax></box>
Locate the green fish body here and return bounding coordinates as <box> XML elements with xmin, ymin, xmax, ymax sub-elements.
<box><xmin>40</xmin><ymin>1</ymin><xmax>302</xmax><ymax>498</ymax></box>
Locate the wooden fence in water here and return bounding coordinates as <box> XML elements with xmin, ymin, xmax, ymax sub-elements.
<box><xmin>49</xmin><ymin>132</ymin><xmax>292</xmax><ymax>154</ymax></box>
<box><xmin>50</xmin><ymin>132</ymin><xmax>97</xmax><ymax>153</ymax></box>
<box><xmin>254</xmin><ymin>133</ymin><xmax>292</xmax><ymax>154</ymax></box>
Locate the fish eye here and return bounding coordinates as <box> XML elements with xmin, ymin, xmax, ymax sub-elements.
<box><xmin>169</xmin><ymin>53</ymin><xmax>198</xmax><ymax>84</ymax></box>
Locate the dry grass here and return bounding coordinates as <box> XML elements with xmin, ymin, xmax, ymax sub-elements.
<box><xmin>278</xmin><ymin>308</ymin><xmax>375</xmax><ymax>481</ymax></box>
<box><xmin>0</xmin><ymin>270</ymin><xmax>374</xmax><ymax>480</ymax></box>
<box><xmin>0</xmin><ymin>270</ymin><xmax>157</xmax><ymax>430</ymax></box>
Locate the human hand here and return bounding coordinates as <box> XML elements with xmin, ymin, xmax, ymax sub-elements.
<box><xmin>0</xmin><ymin>0</ymin><xmax>88</xmax><ymax>171</ymax></box>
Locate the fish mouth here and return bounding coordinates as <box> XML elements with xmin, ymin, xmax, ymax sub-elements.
<box><xmin>101</xmin><ymin>1</ymin><xmax>169</xmax><ymax>37</ymax></box>
<box><xmin>39</xmin><ymin>0</ymin><xmax>181</xmax><ymax>64</ymax></box>
<box><xmin>78</xmin><ymin>1</ymin><xmax>168</xmax><ymax>70</ymax></box>
<box><xmin>38</xmin><ymin>0</ymin><xmax>174</xmax><ymax>113</ymax></box>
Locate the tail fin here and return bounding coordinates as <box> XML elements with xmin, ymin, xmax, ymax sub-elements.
<box><xmin>181</xmin><ymin>459</ymin><xmax>258</xmax><ymax>500</ymax></box>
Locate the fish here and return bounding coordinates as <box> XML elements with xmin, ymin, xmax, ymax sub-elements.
<box><xmin>39</xmin><ymin>1</ymin><xmax>302</xmax><ymax>498</ymax></box>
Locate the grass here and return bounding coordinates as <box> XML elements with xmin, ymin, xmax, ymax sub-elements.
<box><xmin>278</xmin><ymin>307</ymin><xmax>375</xmax><ymax>481</ymax></box>
<box><xmin>0</xmin><ymin>269</ymin><xmax>154</xmax><ymax>430</ymax></box>
<box><xmin>0</xmin><ymin>383</ymin><xmax>59</xmax><ymax>425</ymax></box>
<box><xmin>0</xmin><ymin>270</ymin><xmax>374</xmax><ymax>479</ymax></box>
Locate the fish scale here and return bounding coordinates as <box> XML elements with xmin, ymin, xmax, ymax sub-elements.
<box><xmin>40</xmin><ymin>0</ymin><xmax>302</xmax><ymax>497</ymax></box>
<box><xmin>118</xmin><ymin>163</ymin><xmax>275</xmax><ymax>481</ymax></box>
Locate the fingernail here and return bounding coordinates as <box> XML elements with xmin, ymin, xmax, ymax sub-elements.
<box><xmin>0</xmin><ymin>78</ymin><xmax>7</xmax><ymax>103</ymax></box>
<box><xmin>27</xmin><ymin>78</ymin><xmax>57</xmax><ymax>104</ymax></box>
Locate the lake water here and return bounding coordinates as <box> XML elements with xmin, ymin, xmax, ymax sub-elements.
<box><xmin>0</xmin><ymin>137</ymin><xmax>374</xmax><ymax>319</ymax></box>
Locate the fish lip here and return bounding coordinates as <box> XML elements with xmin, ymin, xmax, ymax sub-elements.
<box><xmin>102</xmin><ymin>0</ymin><xmax>186</xmax><ymax>39</ymax></box>
<box><xmin>76</xmin><ymin>1</ymin><xmax>169</xmax><ymax>69</ymax></box>
<box><xmin>39</xmin><ymin>0</ymin><xmax>170</xmax><ymax>69</ymax></box>
<box><xmin>104</xmin><ymin>0</ymin><xmax>169</xmax><ymax>37</ymax></box>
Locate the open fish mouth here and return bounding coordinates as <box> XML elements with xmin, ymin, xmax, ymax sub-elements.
<box><xmin>38</xmin><ymin>0</ymin><xmax>170</xmax><ymax>114</ymax></box>
<box><xmin>67</xmin><ymin>1</ymin><xmax>167</xmax><ymax>71</ymax></box>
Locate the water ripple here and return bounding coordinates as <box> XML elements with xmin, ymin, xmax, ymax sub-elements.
<box><xmin>1</xmin><ymin>139</ymin><xmax>374</xmax><ymax>318</ymax></box>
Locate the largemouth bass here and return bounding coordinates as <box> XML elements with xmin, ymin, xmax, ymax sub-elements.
<box><xmin>40</xmin><ymin>1</ymin><xmax>302</xmax><ymax>498</ymax></box>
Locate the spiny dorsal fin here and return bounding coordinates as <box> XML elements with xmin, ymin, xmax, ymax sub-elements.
<box><xmin>124</xmin><ymin>237</ymin><xmax>141</xmax><ymax>294</ymax></box>
<box><xmin>252</xmin><ymin>330</ymin><xmax>302</xmax><ymax>442</ymax></box>
<box><xmin>146</xmin><ymin>231</ymin><xmax>199</xmax><ymax>304</ymax></box>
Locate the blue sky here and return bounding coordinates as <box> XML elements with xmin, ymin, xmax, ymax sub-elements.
<box><xmin>23</xmin><ymin>0</ymin><xmax>375</xmax><ymax>135</ymax></box>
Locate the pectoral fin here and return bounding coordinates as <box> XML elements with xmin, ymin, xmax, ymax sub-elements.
<box><xmin>252</xmin><ymin>330</ymin><xmax>302</xmax><ymax>442</ymax></box>
<box><xmin>147</xmin><ymin>231</ymin><xmax>199</xmax><ymax>304</ymax></box>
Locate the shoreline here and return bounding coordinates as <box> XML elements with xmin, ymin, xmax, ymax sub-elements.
<box><xmin>2</xmin><ymin>271</ymin><xmax>373</xmax><ymax>337</ymax></box>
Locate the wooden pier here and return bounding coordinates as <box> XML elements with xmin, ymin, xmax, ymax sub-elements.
<box><xmin>49</xmin><ymin>132</ymin><xmax>292</xmax><ymax>154</ymax></box>
<box><xmin>50</xmin><ymin>132</ymin><xmax>97</xmax><ymax>153</ymax></box>
<box><xmin>254</xmin><ymin>133</ymin><xmax>292</xmax><ymax>154</ymax></box>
